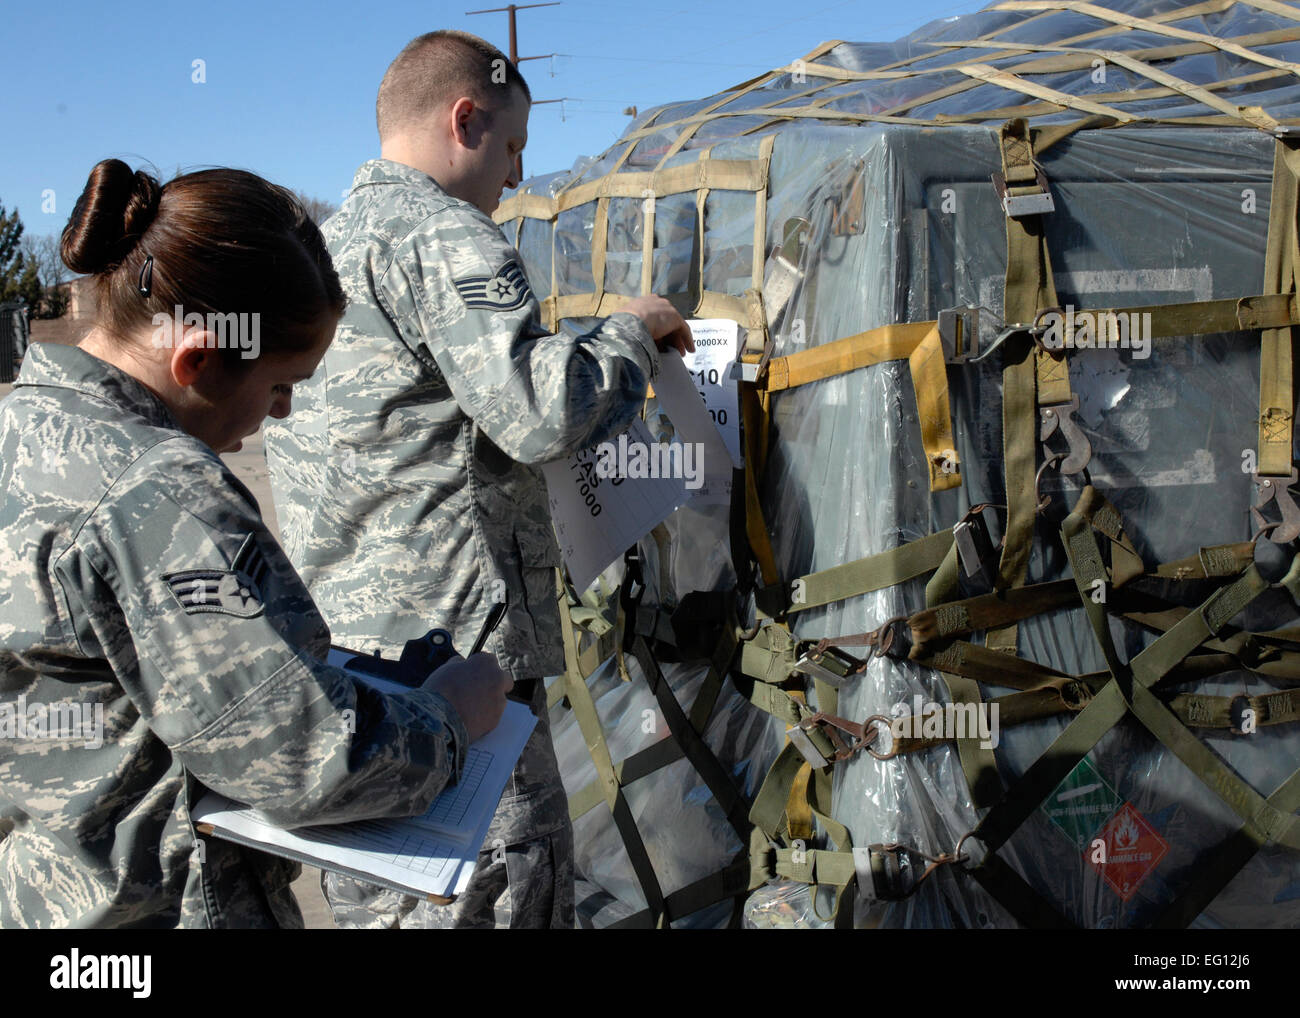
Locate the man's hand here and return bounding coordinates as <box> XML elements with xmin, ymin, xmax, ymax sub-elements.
<box><xmin>421</xmin><ymin>653</ymin><xmax>513</xmax><ymax>742</ymax></box>
<box><xmin>622</xmin><ymin>295</ymin><xmax>695</xmax><ymax>356</ymax></box>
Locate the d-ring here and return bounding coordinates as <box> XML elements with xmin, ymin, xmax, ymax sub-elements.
<box><xmin>863</xmin><ymin>714</ymin><xmax>899</xmax><ymax>760</ymax></box>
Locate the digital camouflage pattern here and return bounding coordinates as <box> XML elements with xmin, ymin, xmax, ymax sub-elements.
<box><xmin>0</xmin><ymin>343</ymin><xmax>469</xmax><ymax>928</ymax></box>
<box><xmin>264</xmin><ymin>159</ymin><xmax>657</xmax><ymax>928</ymax></box>
<box><xmin>263</xmin><ymin>159</ymin><xmax>658</xmax><ymax>678</ymax></box>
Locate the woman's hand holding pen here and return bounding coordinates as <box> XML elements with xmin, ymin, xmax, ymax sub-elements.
<box><xmin>421</xmin><ymin>600</ymin><xmax>513</xmax><ymax>742</ymax></box>
<box><xmin>423</xmin><ymin>655</ymin><xmax>513</xmax><ymax>742</ymax></box>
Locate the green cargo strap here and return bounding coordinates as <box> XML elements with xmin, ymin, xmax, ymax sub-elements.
<box><xmin>917</xmin><ymin>637</ymin><xmax>1077</xmax><ymax>689</ymax></box>
<box><xmin>1073</xmin><ymin>485</ymin><xmax>1145</xmax><ymax>588</ymax></box>
<box><xmin>567</xmin><ymin>739</ymin><xmax>684</xmax><ymax>820</ymax></box>
<box><xmin>739</xmin><ymin>621</ymin><xmax>801</xmax><ymax>684</ymax></box>
<box><xmin>1061</xmin><ymin>499</ymin><xmax>1133</xmax><ymax>687</ymax></box>
<box><xmin>925</xmin><ymin>538</ymin><xmax>962</xmax><ymax>606</ymax></box>
<box><xmin>1154</xmin><ymin>759</ymin><xmax>1300</xmax><ymax>929</ymax></box>
<box><xmin>786</xmin><ymin>530</ymin><xmax>955</xmax><ymax>615</ymax></box>
<box><xmin>749</xmin><ymin>742</ymin><xmax>812</xmax><ymax>845</ymax></box>
<box><xmin>687</xmin><ymin>616</ymin><xmax>743</xmax><ymax>732</ymax></box>
<box><xmin>557</xmin><ymin>579</ymin><xmax>668</xmax><ymax>925</ymax></box>
<box><xmin>605</xmin><ymin>856</ymin><xmax>753</xmax><ymax>930</ymax></box>
<box><xmin>1155</xmin><ymin>541</ymin><xmax>1257</xmax><ymax>580</ymax></box>
<box><xmin>1170</xmin><ymin>688</ymin><xmax>1300</xmax><ymax>729</ymax></box>
<box><xmin>964</xmin><ymin>564</ymin><xmax>1275</xmax><ymax>929</ymax></box>
<box><xmin>991</xmin><ymin>117</ymin><xmax>1063</xmax><ymax>656</ymax></box>
<box><xmin>886</xmin><ymin>680</ymin><xmax>1101</xmax><ymax>756</ymax></box>
<box><xmin>967</xmin><ymin>847</ymin><xmax>1076</xmax><ymax>929</ymax></box>
<box><xmin>1259</xmin><ymin>136</ymin><xmax>1300</xmax><ymax>477</ymax></box>
<box><xmin>628</xmin><ymin>634</ymin><xmax>752</xmax><ymax>842</ymax></box>
<box><xmin>741</xmin><ymin>380</ymin><xmax>782</xmax><ymax>597</ymax></box>
<box><xmin>907</xmin><ymin>579</ymin><xmax>1080</xmax><ymax>655</ymax></box>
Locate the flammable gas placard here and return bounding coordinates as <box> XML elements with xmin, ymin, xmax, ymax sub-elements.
<box><xmin>1087</xmin><ymin>802</ymin><xmax>1169</xmax><ymax>903</ymax></box>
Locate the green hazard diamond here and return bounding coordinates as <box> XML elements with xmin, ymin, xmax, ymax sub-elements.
<box><xmin>1041</xmin><ymin>758</ymin><xmax>1122</xmax><ymax>850</ymax></box>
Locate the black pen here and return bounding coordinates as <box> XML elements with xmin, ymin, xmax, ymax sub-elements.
<box><xmin>469</xmin><ymin>599</ymin><xmax>508</xmax><ymax>655</ymax></box>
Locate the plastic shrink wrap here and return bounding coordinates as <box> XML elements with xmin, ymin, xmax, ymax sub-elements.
<box><xmin>502</xmin><ymin>0</ymin><xmax>1300</xmax><ymax>927</ymax></box>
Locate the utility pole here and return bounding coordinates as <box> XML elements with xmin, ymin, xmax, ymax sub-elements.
<box><xmin>466</xmin><ymin>2</ymin><xmax>561</xmax><ymax>180</ymax></box>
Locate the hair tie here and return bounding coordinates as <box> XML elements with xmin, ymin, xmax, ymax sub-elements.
<box><xmin>138</xmin><ymin>254</ymin><xmax>154</xmax><ymax>298</ymax></box>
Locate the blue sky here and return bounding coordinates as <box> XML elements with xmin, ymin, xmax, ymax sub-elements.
<box><xmin>1</xmin><ymin>0</ymin><xmax>990</xmax><ymax>243</ymax></box>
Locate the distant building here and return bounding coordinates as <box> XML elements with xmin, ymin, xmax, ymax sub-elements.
<box><xmin>31</xmin><ymin>276</ymin><xmax>94</xmax><ymax>347</ymax></box>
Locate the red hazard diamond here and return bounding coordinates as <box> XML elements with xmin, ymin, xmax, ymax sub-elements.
<box><xmin>1086</xmin><ymin>802</ymin><xmax>1168</xmax><ymax>902</ymax></box>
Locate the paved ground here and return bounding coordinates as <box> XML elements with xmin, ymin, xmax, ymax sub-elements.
<box><xmin>1</xmin><ymin>370</ymin><xmax>334</xmax><ymax>927</ymax></box>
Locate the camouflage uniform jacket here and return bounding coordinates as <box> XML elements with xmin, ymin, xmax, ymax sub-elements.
<box><xmin>264</xmin><ymin>158</ymin><xmax>659</xmax><ymax>680</ymax></box>
<box><xmin>0</xmin><ymin>343</ymin><xmax>469</xmax><ymax>928</ymax></box>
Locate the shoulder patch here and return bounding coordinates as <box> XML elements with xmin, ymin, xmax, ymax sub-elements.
<box><xmin>453</xmin><ymin>260</ymin><xmax>534</xmax><ymax>312</ymax></box>
<box><xmin>162</xmin><ymin>535</ymin><xmax>269</xmax><ymax>618</ymax></box>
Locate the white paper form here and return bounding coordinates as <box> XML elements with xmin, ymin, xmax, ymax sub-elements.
<box><xmin>192</xmin><ymin>653</ymin><xmax>537</xmax><ymax>900</ymax></box>
<box><xmin>542</xmin><ymin>415</ymin><xmax>690</xmax><ymax>592</ymax></box>
<box><xmin>681</xmin><ymin>319</ymin><xmax>743</xmax><ymax>469</ymax></box>
<box><xmin>651</xmin><ymin>349</ymin><xmax>737</xmax><ymax>507</ymax></box>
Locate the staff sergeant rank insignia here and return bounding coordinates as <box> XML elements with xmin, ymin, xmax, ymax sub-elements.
<box><xmin>453</xmin><ymin>260</ymin><xmax>534</xmax><ymax>312</ymax></box>
<box><xmin>162</xmin><ymin>534</ymin><xmax>269</xmax><ymax>618</ymax></box>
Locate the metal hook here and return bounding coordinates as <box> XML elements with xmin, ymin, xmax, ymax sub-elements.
<box><xmin>1034</xmin><ymin>453</ymin><xmax>1065</xmax><ymax>512</ymax></box>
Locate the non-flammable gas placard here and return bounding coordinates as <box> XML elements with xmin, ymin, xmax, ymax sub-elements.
<box><xmin>1042</xmin><ymin>757</ymin><xmax>1123</xmax><ymax>851</ymax></box>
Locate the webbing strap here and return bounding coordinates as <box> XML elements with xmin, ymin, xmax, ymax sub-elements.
<box><xmin>1061</xmin><ymin>505</ymin><xmax>1133</xmax><ymax>687</ymax></box>
<box><xmin>1153</xmin><ymin>763</ymin><xmax>1300</xmax><ymax>928</ymax></box>
<box><xmin>788</xmin><ymin>530</ymin><xmax>955</xmax><ymax>615</ymax></box>
<box><xmin>741</xmin><ymin>382</ymin><xmax>781</xmax><ymax>594</ymax></box>
<box><xmin>749</xmin><ymin>742</ymin><xmax>809</xmax><ymax>844</ymax></box>
<box><xmin>967</xmin><ymin>849</ymin><xmax>1076</xmax><ymax>928</ymax></box>
<box><xmin>909</xmin><ymin>326</ymin><xmax>962</xmax><ymax>491</ymax></box>
<box><xmin>568</xmin><ymin>738</ymin><xmax>683</xmax><ymax>820</ymax></box>
<box><xmin>1260</xmin><ymin>137</ymin><xmax>1300</xmax><ymax>477</ymax></box>
<box><xmin>557</xmin><ymin>581</ymin><xmax>668</xmax><ymax>925</ymax></box>
<box><xmin>991</xmin><ymin>118</ymin><xmax>1068</xmax><ymax>654</ymax></box>
<box><xmin>908</xmin><ymin>579</ymin><xmax>1080</xmax><ymax>654</ymax></box>
<box><xmin>628</xmin><ymin>634</ymin><xmax>751</xmax><ymax>841</ymax></box>
<box><xmin>604</xmin><ymin>856</ymin><xmax>753</xmax><ymax>930</ymax></box>
<box><xmin>762</xmin><ymin>321</ymin><xmax>933</xmax><ymax>391</ymax></box>
<box><xmin>759</xmin><ymin>320</ymin><xmax>958</xmax><ymax>492</ymax></box>
<box><xmin>971</xmin><ymin>564</ymin><xmax>1272</xmax><ymax>864</ymax></box>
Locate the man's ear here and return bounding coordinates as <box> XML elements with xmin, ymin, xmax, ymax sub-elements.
<box><xmin>450</xmin><ymin>96</ymin><xmax>477</xmax><ymax>149</ymax></box>
<box><xmin>170</xmin><ymin>332</ymin><xmax>220</xmax><ymax>387</ymax></box>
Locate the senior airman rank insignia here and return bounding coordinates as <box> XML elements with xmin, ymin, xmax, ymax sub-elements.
<box><xmin>162</xmin><ymin>534</ymin><xmax>268</xmax><ymax>618</ymax></box>
<box><xmin>453</xmin><ymin>260</ymin><xmax>534</xmax><ymax>312</ymax></box>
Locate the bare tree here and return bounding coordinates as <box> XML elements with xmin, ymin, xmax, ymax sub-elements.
<box><xmin>20</xmin><ymin>234</ymin><xmax>69</xmax><ymax>318</ymax></box>
<box><xmin>292</xmin><ymin>192</ymin><xmax>339</xmax><ymax>226</ymax></box>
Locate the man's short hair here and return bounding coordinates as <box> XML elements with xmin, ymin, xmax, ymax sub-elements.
<box><xmin>376</xmin><ymin>30</ymin><xmax>531</xmax><ymax>140</ymax></box>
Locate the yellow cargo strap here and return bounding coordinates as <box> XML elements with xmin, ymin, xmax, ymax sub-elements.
<box><xmin>759</xmin><ymin>320</ymin><xmax>959</xmax><ymax>491</ymax></box>
<box><xmin>1260</xmin><ymin>136</ymin><xmax>1300</xmax><ymax>479</ymax></box>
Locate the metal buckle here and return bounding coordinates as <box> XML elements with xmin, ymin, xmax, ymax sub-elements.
<box><xmin>954</xmin><ymin>503</ymin><xmax>1001</xmax><ymax>584</ymax></box>
<box><xmin>790</xmin><ymin>641</ymin><xmax>867</xmax><ymax>688</ymax></box>
<box><xmin>786</xmin><ymin>723</ymin><xmax>832</xmax><ymax>767</ymax></box>
<box><xmin>938</xmin><ymin>306</ymin><xmax>979</xmax><ymax>363</ymax></box>
<box><xmin>991</xmin><ymin>167</ymin><xmax>1055</xmax><ymax>218</ymax></box>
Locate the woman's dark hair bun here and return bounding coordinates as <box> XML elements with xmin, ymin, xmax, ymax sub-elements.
<box><xmin>60</xmin><ymin>158</ymin><xmax>163</xmax><ymax>276</ymax></box>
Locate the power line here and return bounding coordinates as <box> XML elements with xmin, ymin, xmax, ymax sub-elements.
<box><xmin>466</xmin><ymin>2</ymin><xmax>563</xmax><ymax>177</ymax></box>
